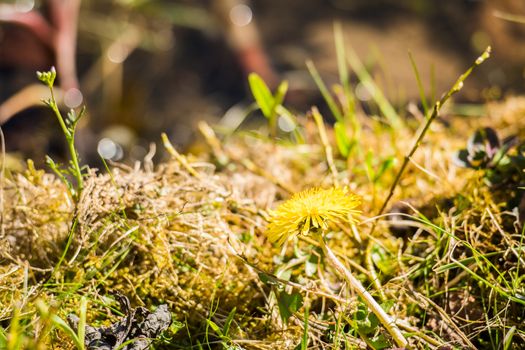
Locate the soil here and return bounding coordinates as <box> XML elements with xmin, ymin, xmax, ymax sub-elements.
<box><xmin>1</xmin><ymin>0</ymin><xmax>524</xmax><ymax>165</ymax></box>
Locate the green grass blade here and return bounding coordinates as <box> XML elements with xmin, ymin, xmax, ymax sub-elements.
<box><xmin>7</xmin><ymin>308</ymin><xmax>22</xmax><ymax>350</ymax></box>
<box><xmin>434</xmin><ymin>251</ymin><xmax>503</xmax><ymax>273</ymax></box>
<box><xmin>306</xmin><ymin>60</ymin><xmax>344</xmax><ymax>122</ymax></box>
<box><xmin>301</xmin><ymin>305</ymin><xmax>309</xmax><ymax>350</ymax></box>
<box><xmin>248</xmin><ymin>73</ymin><xmax>274</xmax><ymax>118</ymax></box>
<box><xmin>334</xmin><ymin>121</ymin><xmax>351</xmax><ymax>158</ymax></box>
<box><xmin>430</xmin><ymin>63</ymin><xmax>436</xmax><ymax>105</ymax></box>
<box><xmin>205</xmin><ymin>319</ymin><xmax>222</xmax><ymax>337</ymax></box>
<box><xmin>36</xmin><ymin>300</ymin><xmax>84</xmax><ymax>349</ymax></box>
<box><xmin>503</xmin><ymin>326</ymin><xmax>516</xmax><ymax>350</ymax></box>
<box><xmin>270</xmin><ymin>80</ymin><xmax>289</xmax><ymax>134</ymax></box>
<box><xmin>0</xmin><ymin>327</ymin><xmax>7</xmax><ymax>348</ymax></box>
<box><xmin>408</xmin><ymin>51</ymin><xmax>429</xmax><ymax>116</ymax></box>
<box><xmin>374</xmin><ymin>46</ymin><xmax>491</xmax><ymax>220</ymax></box>
<box><xmin>276</xmin><ymin>105</ymin><xmax>303</xmax><ymax>142</ymax></box>
<box><xmin>51</xmin><ymin>315</ymin><xmax>84</xmax><ymax>349</ymax></box>
<box><xmin>346</xmin><ymin>46</ymin><xmax>403</xmax><ymax>128</ymax></box>
<box><xmin>45</xmin><ymin>218</ymin><xmax>79</xmax><ymax>286</ymax></box>
<box><xmin>78</xmin><ymin>297</ymin><xmax>88</xmax><ymax>350</ymax></box>
<box><xmin>514</xmin><ymin>225</ymin><xmax>525</xmax><ymax>286</ymax></box>
<box><xmin>272</xmin><ymin>81</ymin><xmax>288</xmax><ymax>115</ymax></box>
<box><xmin>334</xmin><ymin>22</ymin><xmax>355</xmax><ymax>118</ymax></box>
<box><xmin>222</xmin><ymin>307</ymin><xmax>236</xmax><ymax>337</ymax></box>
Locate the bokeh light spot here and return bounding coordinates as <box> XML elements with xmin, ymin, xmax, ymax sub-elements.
<box><xmin>15</xmin><ymin>0</ymin><xmax>34</xmax><ymax>13</ymax></box>
<box><xmin>229</xmin><ymin>4</ymin><xmax>253</xmax><ymax>27</ymax></box>
<box><xmin>107</xmin><ymin>43</ymin><xmax>129</xmax><ymax>64</ymax></box>
<box><xmin>64</xmin><ymin>88</ymin><xmax>83</xmax><ymax>108</ymax></box>
<box><xmin>355</xmin><ymin>82</ymin><xmax>372</xmax><ymax>102</ymax></box>
<box><xmin>278</xmin><ymin>115</ymin><xmax>295</xmax><ymax>132</ymax></box>
<box><xmin>97</xmin><ymin>138</ymin><xmax>123</xmax><ymax>161</ymax></box>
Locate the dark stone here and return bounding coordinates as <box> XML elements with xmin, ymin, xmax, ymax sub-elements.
<box><xmin>67</xmin><ymin>293</ymin><xmax>172</xmax><ymax>350</ymax></box>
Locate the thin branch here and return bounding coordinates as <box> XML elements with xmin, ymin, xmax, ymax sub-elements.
<box><xmin>374</xmin><ymin>47</ymin><xmax>491</xmax><ymax>226</ymax></box>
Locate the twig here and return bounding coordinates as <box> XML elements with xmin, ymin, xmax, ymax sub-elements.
<box><xmin>373</xmin><ymin>47</ymin><xmax>491</xmax><ymax>230</ymax></box>
<box><xmin>410</xmin><ymin>290</ymin><xmax>476</xmax><ymax>348</ymax></box>
<box><xmin>493</xmin><ymin>10</ymin><xmax>525</xmax><ymax>24</ymax></box>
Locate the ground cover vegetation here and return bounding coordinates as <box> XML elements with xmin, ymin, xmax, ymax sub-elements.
<box><xmin>0</xmin><ymin>27</ymin><xmax>524</xmax><ymax>349</ymax></box>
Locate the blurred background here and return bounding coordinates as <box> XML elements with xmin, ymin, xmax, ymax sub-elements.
<box><xmin>1</xmin><ymin>0</ymin><xmax>524</xmax><ymax>167</ymax></box>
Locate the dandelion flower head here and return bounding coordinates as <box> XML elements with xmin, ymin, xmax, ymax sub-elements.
<box><xmin>266</xmin><ymin>187</ymin><xmax>361</xmax><ymax>246</ymax></box>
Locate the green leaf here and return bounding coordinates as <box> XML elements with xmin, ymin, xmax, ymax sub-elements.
<box><xmin>0</xmin><ymin>328</ymin><xmax>6</xmax><ymax>349</ymax></box>
<box><xmin>36</xmin><ymin>302</ymin><xmax>78</xmax><ymax>347</ymax></box>
<box><xmin>258</xmin><ymin>272</ymin><xmax>279</xmax><ymax>286</ymax></box>
<box><xmin>222</xmin><ymin>307</ymin><xmax>237</xmax><ymax>337</ymax></box>
<box><xmin>364</xmin><ymin>151</ymin><xmax>375</xmax><ymax>182</ymax></box>
<box><xmin>305</xmin><ymin>253</ymin><xmax>318</xmax><ymax>277</ymax></box>
<box><xmin>305</xmin><ymin>260</ymin><xmax>317</xmax><ymax>277</ymax></box>
<box><xmin>371</xmin><ymin>243</ymin><xmax>395</xmax><ymax>275</ymax></box>
<box><xmin>353</xmin><ymin>302</ymin><xmax>388</xmax><ymax>335</ymax></box>
<box><xmin>273</xmin><ymin>80</ymin><xmax>289</xmax><ymax>112</ymax></box>
<box><xmin>67</xmin><ymin>109</ymin><xmax>77</xmax><ymax>124</ymax></box>
<box><xmin>275</xmin><ymin>268</ymin><xmax>292</xmax><ymax>281</ymax></box>
<box><xmin>374</xmin><ymin>156</ymin><xmax>396</xmax><ymax>183</ymax></box>
<box><xmin>276</xmin><ymin>105</ymin><xmax>301</xmax><ymax>140</ymax></box>
<box><xmin>300</xmin><ymin>305</ymin><xmax>309</xmax><ymax>350</ymax></box>
<box><xmin>45</xmin><ymin>155</ymin><xmax>57</xmax><ymax>168</ymax></box>
<box><xmin>206</xmin><ymin>319</ymin><xmax>222</xmax><ymax>337</ymax></box>
<box><xmin>168</xmin><ymin>320</ymin><xmax>185</xmax><ymax>335</ymax></box>
<box><xmin>334</xmin><ymin>122</ymin><xmax>351</xmax><ymax>158</ymax></box>
<box><xmin>277</xmin><ymin>290</ymin><xmax>303</xmax><ymax>324</ymax></box>
<box><xmin>50</xmin><ymin>314</ymin><xmax>84</xmax><ymax>349</ymax></box>
<box><xmin>354</xmin><ymin>303</ymin><xmax>368</xmax><ymax>321</ymax></box>
<box><xmin>367</xmin><ymin>311</ymin><xmax>379</xmax><ymax>331</ymax></box>
<box><xmin>248</xmin><ymin>73</ymin><xmax>274</xmax><ymax>118</ymax></box>
<box><xmin>380</xmin><ymin>300</ymin><xmax>395</xmax><ymax>313</ymax></box>
<box><xmin>368</xmin><ymin>333</ymin><xmax>391</xmax><ymax>349</ymax></box>
<box><xmin>78</xmin><ymin>297</ymin><xmax>88</xmax><ymax>349</ymax></box>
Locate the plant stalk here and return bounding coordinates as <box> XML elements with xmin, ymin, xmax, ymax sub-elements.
<box><xmin>47</xmin><ymin>86</ymin><xmax>83</xmax><ymax>198</ymax></box>
<box><xmin>67</xmin><ymin>134</ymin><xmax>83</xmax><ymax>197</ymax></box>
<box><xmin>318</xmin><ymin>234</ymin><xmax>409</xmax><ymax>348</ymax></box>
<box><xmin>374</xmin><ymin>46</ymin><xmax>491</xmax><ymax>223</ymax></box>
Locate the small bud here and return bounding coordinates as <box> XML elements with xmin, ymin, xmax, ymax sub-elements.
<box><xmin>36</xmin><ymin>67</ymin><xmax>56</xmax><ymax>87</ymax></box>
<box><xmin>45</xmin><ymin>155</ymin><xmax>56</xmax><ymax>167</ymax></box>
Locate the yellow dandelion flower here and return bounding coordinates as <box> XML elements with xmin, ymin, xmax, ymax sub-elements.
<box><xmin>266</xmin><ymin>187</ymin><xmax>361</xmax><ymax>246</ymax></box>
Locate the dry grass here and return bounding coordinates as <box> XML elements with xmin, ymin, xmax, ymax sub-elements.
<box><xmin>1</xmin><ymin>97</ymin><xmax>524</xmax><ymax>349</ymax></box>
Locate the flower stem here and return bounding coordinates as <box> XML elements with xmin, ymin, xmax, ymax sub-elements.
<box><xmin>318</xmin><ymin>234</ymin><xmax>409</xmax><ymax>348</ymax></box>
<box><xmin>47</xmin><ymin>87</ymin><xmax>83</xmax><ymax>199</ymax></box>
<box><xmin>373</xmin><ymin>47</ymin><xmax>491</xmax><ymax>228</ymax></box>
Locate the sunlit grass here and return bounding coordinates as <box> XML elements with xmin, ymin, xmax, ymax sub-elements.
<box><xmin>1</xmin><ymin>24</ymin><xmax>524</xmax><ymax>350</ymax></box>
